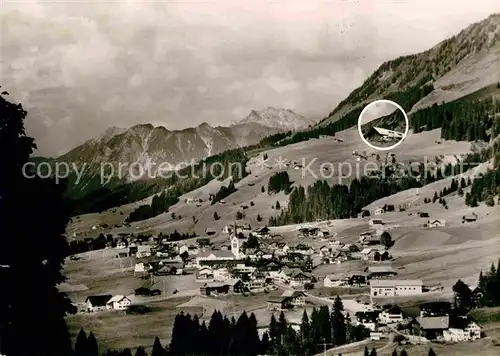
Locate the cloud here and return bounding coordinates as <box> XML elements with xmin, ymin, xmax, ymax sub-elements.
<box><xmin>1</xmin><ymin>0</ymin><xmax>498</xmax><ymax>156</ymax></box>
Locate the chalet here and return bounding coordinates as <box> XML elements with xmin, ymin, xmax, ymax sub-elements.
<box><xmin>205</xmin><ymin>228</ymin><xmax>217</xmax><ymax>236</ymax></box>
<box><xmin>419</xmin><ymin>302</ymin><xmax>452</xmax><ymax>317</ymax></box>
<box><xmin>195</xmin><ymin>250</ymin><xmax>236</xmax><ymax>266</ymax></box>
<box><xmin>128</xmin><ymin>245</ymin><xmax>138</xmax><ymax>256</ymax></box>
<box><xmin>418</xmin><ymin>212</ymin><xmax>430</xmax><ymax>218</ymax></box>
<box><xmin>155</xmin><ymin>264</ymin><xmax>183</xmax><ymax>276</ymax></box>
<box><xmin>378</xmin><ymin>306</ymin><xmax>403</xmax><ymax>324</ymax></box>
<box><xmin>226</xmin><ymin>279</ymin><xmax>246</xmax><ymax>293</ymax></box>
<box><xmin>462</xmin><ymin>213</ymin><xmax>477</xmax><ymax>223</ymax></box>
<box><xmin>324</xmin><ymin>273</ymin><xmax>350</xmax><ymax>287</ymax></box>
<box><xmin>136</xmin><ymin>245</ymin><xmax>152</xmax><ymax>258</ymax></box>
<box><xmin>319</xmin><ymin>245</ymin><xmax>331</xmax><ymax>256</ymax></box>
<box><xmin>355</xmin><ymin>311</ymin><xmax>380</xmax><ymax>331</ymax></box>
<box><xmin>365</xmin><ymin>126</ymin><xmax>404</xmax><ymax>142</ymax></box>
<box><xmin>213</xmin><ymin>268</ymin><xmax>231</xmax><ymax>282</ymax></box>
<box><xmin>290</xmin><ymin>243</ymin><xmax>313</xmax><ymax>255</ymax></box>
<box><xmin>298</xmin><ymin>227</ymin><xmax>321</xmax><ymax>237</ymax></box>
<box><xmin>370</xmin><ymin>279</ymin><xmax>423</xmax><ymax>297</ymax></box>
<box><xmin>427</xmin><ymin>219</ymin><xmax>446</xmax><ymax>228</ymax></box>
<box><xmin>106</xmin><ymin>295</ymin><xmax>131</xmax><ymax>310</ymax></box>
<box><xmin>361</xmin><ymin>235</ymin><xmax>381</xmax><ymax>245</ymax></box>
<box><xmin>365</xmin><ymin>265</ymin><xmax>397</xmax><ymax>280</ymax></box>
<box><xmin>369</xmin><ymin>219</ymin><xmax>384</xmax><ymax>226</ymax></box>
<box><xmin>281</xmin><ymin>290</ymin><xmax>306</xmax><ymax>306</ymax></box>
<box><xmin>374</xmin><ymin>207</ymin><xmax>384</xmax><ymax>216</ymax></box>
<box><xmin>289</xmin><ymin>270</ymin><xmax>316</xmax><ymax>288</ymax></box>
<box><xmin>200</xmin><ymin>282</ymin><xmax>229</xmax><ymax>296</ymax></box>
<box><xmin>410</xmin><ymin>316</ymin><xmax>449</xmax><ymax>340</ymax></box>
<box><xmin>196</xmin><ymin>266</ymin><xmax>214</xmax><ymax>280</ymax></box>
<box><xmin>267</xmin><ymin>296</ymin><xmax>293</xmax><ymax>311</ymax></box>
<box><xmin>254</xmin><ymin>226</ymin><xmax>271</xmax><ymax>236</ymax></box>
<box><xmin>443</xmin><ymin>318</ymin><xmax>481</xmax><ymax>342</ymax></box>
<box><xmin>85</xmin><ymin>295</ymin><xmax>112</xmax><ymax>312</ymax></box>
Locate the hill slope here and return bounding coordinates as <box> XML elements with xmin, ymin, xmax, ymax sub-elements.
<box><xmin>319</xmin><ymin>13</ymin><xmax>500</xmax><ymax>127</ymax></box>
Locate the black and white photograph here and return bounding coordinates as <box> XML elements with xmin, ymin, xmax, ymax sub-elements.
<box><xmin>1</xmin><ymin>1</ymin><xmax>500</xmax><ymax>355</ymax></box>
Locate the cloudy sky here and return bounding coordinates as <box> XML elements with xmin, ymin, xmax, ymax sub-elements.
<box><xmin>2</xmin><ymin>0</ymin><xmax>498</xmax><ymax>157</ymax></box>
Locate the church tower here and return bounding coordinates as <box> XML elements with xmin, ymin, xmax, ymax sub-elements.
<box><xmin>231</xmin><ymin>235</ymin><xmax>240</xmax><ymax>259</ymax></box>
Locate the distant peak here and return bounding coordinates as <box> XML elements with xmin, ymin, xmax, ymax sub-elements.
<box><xmin>131</xmin><ymin>123</ymin><xmax>154</xmax><ymax>130</ymax></box>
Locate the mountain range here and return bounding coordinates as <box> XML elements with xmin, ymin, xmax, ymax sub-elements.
<box><xmin>56</xmin><ymin>107</ymin><xmax>313</xmax><ymax>176</ymax></box>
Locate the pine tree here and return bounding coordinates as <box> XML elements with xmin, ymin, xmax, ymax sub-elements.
<box><xmin>87</xmin><ymin>332</ymin><xmax>99</xmax><ymax>356</ymax></box>
<box><xmin>75</xmin><ymin>329</ymin><xmax>88</xmax><ymax>356</ymax></box>
<box><xmin>300</xmin><ymin>310</ymin><xmax>312</xmax><ymax>355</ymax></box>
<box><xmin>400</xmin><ymin>350</ymin><xmax>408</xmax><ymax>356</ymax></box>
<box><xmin>135</xmin><ymin>347</ymin><xmax>147</xmax><ymax>356</ymax></box>
<box><xmin>261</xmin><ymin>186</ymin><xmax>265</xmax><ymax>193</ymax></box>
<box><xmin>331</xmin><ymin>296</ymin><xmax>347</xmax><ymax>346</ymax></box>
<box><xmin>428</xmin><ymin>348</ymin><xmax>437</xmax><ymax>356</ymax></box>
<box><xmin>364</xmin><ymin>346</ymin><xmax>370</xmax><ymax>356</ymax></box>
<box><xmin>269</xmin><ymin>314</ymin><xmax>280</xmax><ymax>354</ymax></box>
<box><xmin>276</xmin><ymin>200</ymin><xmax>281</xmax><ymax>210</ymax></box>
<box><xmin>151</xmin><ymin>337</ymin><xmax>166</xmax><ymax>356</ymax></box>
<box><xmin>369</xmin><ymin>347</ymin><xmax>377</xmax><ymax>356</ymax></box>
<box><xmin>392</xmin><ymin>350</ymin><xmax>398</xmax><ymax>356</ymax></box>
<box><xmin>260</xmin><ymin>332</ymin><xmax>271</xmax><ymax>355</ymax></box>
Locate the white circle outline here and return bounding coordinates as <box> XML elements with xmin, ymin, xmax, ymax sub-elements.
<box><xmin>357</xmin><ymin>99</ymin><xmax>409</xmax><ymax>151</ymax></box>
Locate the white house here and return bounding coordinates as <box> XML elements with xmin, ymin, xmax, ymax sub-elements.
<box><xmin>106</xmin><ymin>295</ymin><xmax>131</xmax><ymax>310</ymax></box>
<box><xmin>324</xmin><ymin>274</ymin><xmax>349</xmax><ymax>288</ymax></box>
<box><xmin>379</xmin><ymin>310</ymin><xmax>404</xmax><ymax>324</ymax></box>
<box><xmin>374</xmin><ymin>207</ymin><xmax>384</xmax><ymax>216</ymax></box>
<box><xmin>136</xmin><ymin>245</ymin><xmax>152</xmax><ymax>258</ymax></box>
<box><xmin>370</xmin><ymin>279</ymin><xmax>423</xmax><ymax>297</ymax></box>
<box><xmin>195</xmin><ymin>250</ymin><xmax>236</xmax><ymax>267</ymax></box>
<box><xmin>427</xmin><ymin>219</ymin><xmax>446</xmax><ymax>228</ymax></box>
<box><xmin>213</xmin><ymin>268</ymin><xmax>231</xmax><ymax>282</ymax></box>
<box><xmin>134</xmin><ymin>263</ymin><xmax>146</xmax><ymax>275</ymax></box>
<box><xmin>443</xmin><ymin>321</ymin><xmax>481</xmax><ymax>342</ymax></box>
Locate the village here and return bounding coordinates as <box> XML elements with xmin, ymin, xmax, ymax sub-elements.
<box><xmin>69</xmin><ymin>200</ymin><xmax>488</xmax><ymax>349</ymax></box>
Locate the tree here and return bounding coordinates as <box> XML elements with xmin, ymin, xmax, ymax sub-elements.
<box><xmin>428</xmin><ymin>348</ymin><xmax>437</xmax><ymax>356</ymax></box>
<box><xmin>236</xmin><ymin>211</ymin><xmax>245</xmax><ymax>220</ymax></box>
<box><xmin>364</xmin><ymin>346</ymin><xmax>370</xmax><ymax>356</ymax></box>
<box><xmin>75</xmin><ymin>328</ymin><xmax>88</xmax><ymax>356</ymax></box>
<box><xmin>400</xmin><ymin>350</ymin><xmax>408</xmax><ymax>356</ymax></box>
<box><xmin>135</xmin><ymin>347</ymin><xmax>147</xmax><ymax>356</ymax></box>
<box><xmin>87</xmin><ymin>332</ymin><xmax>99</xmax><ymax>356</ymax></box>
<box><xmin>369</xmin><ymin>347</ymin><xmax>377</xmax><ymax>356</ymax></box>
<box><xmin>392</xmin><ymin>350</ymin><xmax>398</xmax><ymax>356</ymax></box>
<box><xmin>452</xmin><ymin>279</ymin><xmax>473</xmax><ymax>312</ymax></box>
<box><xmin>151</xmin><ymin>337</ymin><xmax>166</xmax><ymax>356</ymax></box>
<box><xmin>257</xmin><ymin>214</ymin><xmax>263</xmax><ymax>222</ymax></box>
<box><xmin>374</xmin><ymin>251</ymin><xmax>381</xmax><ymax>262</ymax></box>
<box><xmin>275</xmin><ymin>200</ymin><xmax>281</xmax><ymax>210</ymax></box>
<box><xmin>432</xmin><ymin>191</ymin><xmax>439</xmax><ymax>203</ymax></box>
<box><xmin>0</xmin><ymin>91</ymin><xmax>76</xmax><ymax>355</ymax></box>
<box><xmin>261</xmin><ymin>186</ymin><xmax>265</xmax><ymax>193</ymax></box>
<box><xmin>331</xmin><ymin>296</ymin><xmax>347</xmax><ymax>346</ymax></box>
<box><xmin>213</xmin><ymin>211</ymin><xmax>220</xmax><ymax>220</ymax></box>
<box><xmin>380</xmin><ymin>231</ymin><xmax>393</xmax><ymax>249</ymax></box>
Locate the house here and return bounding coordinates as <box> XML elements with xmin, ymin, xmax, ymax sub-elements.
<box><xmin>254</xmin><ymin>226</ymin><xmax>271</xmax><ymax>236</ymax></box>
<box><xmin>226</xmin><ymin>279</ymin><xmax>246</xmax><ymax>293</ymax></box>
<box><xmin>378</xmin><ymin>306</ymin><xmax>404</xmax><ymax>324</ymax></box>
<box><xmin>117</xmin><ymin>252</ymin><xmax>128</xmax><ymax>259</ymax></box>
<box><xmin>370</xmin><ymin>279</ymin><xmax>423</xmax><ymax>297</ymax></box>
<box><xmin>267</xmin><ymin>296</ymin><xmax>293</xmax><ymax>311</ymax></box>
<box><xmin>281</xmin><ymin>290</ymin><xmax>306</xmax><ymax>306</ymax></box>
<box><xmin>222</xmin><ymin>225</ymin><xmax>233</xmax><ymax>234</ymax></box>
<box><xmin>374</xmin><ymin>207</ymin><xmax>384</xmax><ymax>216</ymax></box>
<box><xmin>462</xmin><ymin>213</ymin><xmax>477</xmax><ymax>223</ymax></box>
<box><xmin>355</xmin><ymin>311</ymin><xmax>380</xmax><ymax>331</ymax></box>
<box><xmin>419</xmin><ymin>301</ymin><xmax>452</xmax><ymax>317</ymax></box>
<box><xmin>213</xmin><ymin>268</ymin><xmax>231</xmax><ymax>282</ymax></box>
<box><xmin>195</xmin><ymin>250</ymin><xmax>236</xmax><ymax>266</ymax></box>
<box><xmin>324</xmin><ymin>273</ymin><xmax>351</xmax><ymax>287</ymax></box>
<box><xmin>369</xmin><ymin>219</ymin><xmax>384</xmax><ymax>226</ymax></box>
<box><xmin>443</xmin><ymin>319</ymin><xmax>481</xmax><ymax>342</ymax></box>
<box><xmin>410</xmin><ymin>316</ymin><xmax>449</xmax><ymax>340</ymax></box>
<box><xmin>288</xmin><ymin>270</ymin><xmax>315</xmax><ymax>288</ymax></box>
<box><xmin>418</xmin><ymin>212</ymin><xmax>430</xmax><ymax>218</ymax></box>
<box><xmin>105</xmin><ymin>295</ymin><xmax>131</xmax><ymax>310</ymax></box>
<box><xmin>200</xmin><ymin>282</ymin><xmax>230</xmax><ymax>296</ymax></box>
<box><xmin>136</xmin><ymin>245</ymin><xmax>152</xmax><ymax>258</ymax></box>
<box><xmin>134</xmin><ymin>263</ymin><xmax>147</xmax><ymax>275</ymax></box>
<box><xmin>85</xmin><ymin>295</ymin><xmax>112</xmax><ymax>312</ymax></box>
<box><xmin>427</xmin><ymin>219</ymin><xmax>446</xmax><ymax>228</ymax></box>
<box><xmin>365</xmin><ymin>266</ymin><xmax>397</xmax><ymax>279</ymax></box>
<box><xmin>196</xmin><ymin>266</ymin><xmax>214</xmax><ymax>280</ymax></box>
<box><xmin>365</xmin><ymin>126</ymin><xmax>404</xmax><ymax>142</ymax></box>
<box><xmin>205</xmin><ymin>228</ymin><xmax>217</xmax><ymax>236</ymax></box>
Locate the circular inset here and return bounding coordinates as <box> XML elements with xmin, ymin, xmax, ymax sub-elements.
<box><xmin>357</xmin><ymin>99</ymin><xmax>409</xmax><ymax>151</ymax></box>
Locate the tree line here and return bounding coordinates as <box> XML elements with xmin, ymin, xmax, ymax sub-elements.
<box><xmin>411</xmin><ymin>97</ymin><xmax>497</xmax><ymax>142</ymax></box>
